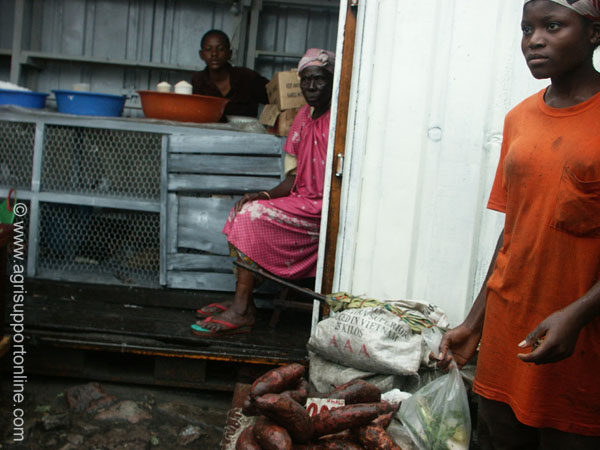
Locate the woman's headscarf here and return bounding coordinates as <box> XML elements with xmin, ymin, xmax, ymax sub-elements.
<box><xmin>524</xmin><ymin>0</ymin><xmax>600</xmax><ymax>22</ymax></box>
<box><xmin>298</xmin><ymin>48</ymin><xmax>336</xmax><ymax>74</ymax></box>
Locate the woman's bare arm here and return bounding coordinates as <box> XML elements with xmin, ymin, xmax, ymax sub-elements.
<box><xmin>234</xmin><ymin>175</ymin><xmax>296</xmax><ymax>214</ymax></box>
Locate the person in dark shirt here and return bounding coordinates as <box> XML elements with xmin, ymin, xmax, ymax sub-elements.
<box><xmin>191</xmin><ymin>29</ymin><xmax>269</xmax><ymax>119</ymax></box>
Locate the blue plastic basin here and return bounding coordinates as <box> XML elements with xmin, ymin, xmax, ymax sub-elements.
<box><xmin>0</xmin><ymin>89</ymin><xmax>49</xmax><ymax>109</ymax></box>
<box><xmin>53</xmin><ymin>90</ymin><xmax>126</xmax><ymax>117</ymax></box>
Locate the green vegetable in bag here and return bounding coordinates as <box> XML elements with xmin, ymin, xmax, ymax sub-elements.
<box><xmin>399</xmin><ymin>328</ymin><xmax>471</xmax><ymax>450</ymax></box>
<box><xmin>400</xmin><ymin>366</ymin><xmax>471</xmax><ymax>450</ymax></box>
<box><xmin>0</xmin><ymin>189</ymin><xmax>16</xmax><ymax>224</ymax></box>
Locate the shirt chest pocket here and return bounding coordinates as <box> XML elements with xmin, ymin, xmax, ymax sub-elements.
<box><xmin>550</xmin><ymin>165</ymin><xmax>600</xmax><ymax>238</ymax></box>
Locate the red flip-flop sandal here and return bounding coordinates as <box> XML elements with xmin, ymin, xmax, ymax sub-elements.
<box><xmin>195</xmin><ymin>302</ymin><xmax>229</xmax><ymax>318</ymax></box>
<box><xmin>190</xmin><ymin>317</ymin><xmax>252</xmax><ymax>337</ymax></box>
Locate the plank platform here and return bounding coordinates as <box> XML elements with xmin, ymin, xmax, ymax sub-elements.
<box><xmin>4</xmin><ymin>279</ymin><xmax>314</xmax><ymax>390</ymax></box>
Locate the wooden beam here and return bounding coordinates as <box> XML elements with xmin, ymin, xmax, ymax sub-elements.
<box><xmin>9</xmin><ymin>0</ymin><xmax>25</xmax><ymax>84</ymax></box>
<box><xmin>21</xmin><ymin>51</ymin><xmax>198</xmax><ymax>72</ymax></box>
<box><xmin>321</xmin><ymin>0</ymin><xmax>357</xmax><ymax>295</ymax></box>
<box><xmin>245</xmin><ymin>0</ymin><xmax>263</xmax><ymax>70</ymax></box>
<box><xmin>234</xmin><ymin>261</ymin><xmax>328</xmax><ymax>302</ymax></box>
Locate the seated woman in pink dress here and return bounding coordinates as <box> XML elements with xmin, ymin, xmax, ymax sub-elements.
<box><xmin>191</xmin><ymin>48</ymin><xmax>335</xmax><ymax>337</ymax></box>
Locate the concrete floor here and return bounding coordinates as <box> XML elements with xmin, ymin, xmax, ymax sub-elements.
<box><xmin>0</xmin><ymin>374</ymin><xmax>232</xmax><ymax>450</ymax></box>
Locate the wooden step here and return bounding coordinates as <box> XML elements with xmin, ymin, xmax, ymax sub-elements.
<box><xmin>5</xmin><ymin>279</ymin><xmax>313</xmax><ymax>389</ymax></box>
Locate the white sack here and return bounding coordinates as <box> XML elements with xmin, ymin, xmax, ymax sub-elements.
<box><xmin>308</xmin><ymin>353</ymin><xmax>399</xmax><ymax>394</ymax></box>
<box><xmin>308</xmin><ymin>307</ymin><xmax>423</xmax><ymax>376</ymax></box>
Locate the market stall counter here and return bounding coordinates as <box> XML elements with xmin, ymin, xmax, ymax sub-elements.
<box><xmin>0</xmin><ymin>105</ymin><xmax>285</xmax><ymax>290</ymax></box>
<box><xmin>0</xmin><ymin>105</ymin><xmax>310</xmax><ymax>390</ymax></box>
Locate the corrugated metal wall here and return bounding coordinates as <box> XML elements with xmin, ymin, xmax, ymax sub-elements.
<box><xmin>334</xmin><ymin>0</ymin><xmax>550</xmax><ymax>326</ymax></box>
<box><xmin>22</xmin><ymin>0</ymin><xmax>239</xmax><ymax>96</ymax></box>
<box><xmin>1</xmin><ymin>0</ymin><xmax>338</xmax><ymax>106</ymax></box>
<box><xmin>0</xmin><ymin>0</ymin><xmax>14</xmax><ymax>46</ymax></box>
<box><xmin>255</xmin><ymin>2</ymin><xmax>338</xmax><ymax>74</ymax></box>
<box><xmin>0</xmin><ymin>0</ymin><xmax>15</xmax><ymax>80</ymax></box>
<box><xmin>41</xmin><ymin>0</ymin><xmax>232</xmax><ymax>65</ymax></box>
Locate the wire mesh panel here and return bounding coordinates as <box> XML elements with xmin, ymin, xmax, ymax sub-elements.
<box><xmin>0</xmin><ymin>121</ymin><xmax>35</xmax><ymax>190</ymax></box>
<box><xmin>37</xmin><ymin>202</ymin><xmax>160</xmax><ymax>287</ymax></box>
<box><xmin>41</xmin><ymin>125</ymin><xmax>161</xmax><ymax>200</ymax></box>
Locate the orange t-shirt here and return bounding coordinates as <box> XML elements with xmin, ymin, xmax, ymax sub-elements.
<box><xmin>474</xmin><ymin>88</ymin><xmax>600</xmax><ymax>436</ymax></box>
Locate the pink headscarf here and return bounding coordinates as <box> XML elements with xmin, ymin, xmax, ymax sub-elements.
<box><xmin>524</xmin><ymin>0</ymin><xmax>600</xmax><ymax>22</ymax></box>
<box><xmin>297</xmin><ymin>48</ymin><xmax>336</xmax><ymax>74</ymax></box>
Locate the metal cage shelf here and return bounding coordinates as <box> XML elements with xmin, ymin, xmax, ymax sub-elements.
<box><xmin>0</xmin><ymin>107</ymin><xmax>285</xmax><ymax>290</ymax></box>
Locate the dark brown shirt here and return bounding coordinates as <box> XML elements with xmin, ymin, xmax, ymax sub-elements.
<box><xmin>191</xmin><ymin>64</ymin><xmax>269</xmax><ymax>118</ymax></box>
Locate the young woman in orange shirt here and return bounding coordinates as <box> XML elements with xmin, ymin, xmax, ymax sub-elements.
<box><xmin>437</xmin><ymin>1</ymin><xmax>600</xmax><ymax>448</ymax></box>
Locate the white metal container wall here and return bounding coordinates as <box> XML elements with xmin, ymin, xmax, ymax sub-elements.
<box><xmin>331</xmin><ymin>0</ymin><xmax>558</xmax><ymax>326</ymax></box>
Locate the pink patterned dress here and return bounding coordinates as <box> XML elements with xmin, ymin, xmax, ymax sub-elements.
<box><xmin>223</xmin><ymin>105</ymin><xmax>331</xmax><ymax>279</ymax></box>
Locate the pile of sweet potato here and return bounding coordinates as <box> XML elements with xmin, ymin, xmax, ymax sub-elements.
<box><xmin>236</xmin><ymin>363</ymin><xmax>404</xmax><ymax>450</ymax></box>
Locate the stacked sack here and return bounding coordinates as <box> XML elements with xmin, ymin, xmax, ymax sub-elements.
<box><xmin>308</xmin><ymin>295</ymin><xmax>450</xmax><ymax>377</ymax></box>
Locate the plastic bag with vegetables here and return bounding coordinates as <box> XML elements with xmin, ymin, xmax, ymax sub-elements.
<box><xmin>0</xmin><ymin>189</ymin><xmax>16</xmax><ymax>224</ymax></box>
<box><xmin>399</xmin><ymin>328</ymin><xmax>471</xmax><ymax>450</ymax></box>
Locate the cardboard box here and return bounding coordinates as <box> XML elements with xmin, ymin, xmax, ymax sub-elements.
<box><xmin>259</xmin><ymin>104</ymin><xmax>281</xmax><ymax>127</ymax></box>
<box><xmin>259</xmin><ymin>105</ymin><xmax>302</xmax><ymax>137</ymax></box>
<box><xmin>266</xmin><ymin>70</ymin><xmax>306</xmax><ymax>111</ymax></box>
<box><xmin>275</xmin><ymin>107</ymin><xmax>302</xmax><ymax>136</ymax></box>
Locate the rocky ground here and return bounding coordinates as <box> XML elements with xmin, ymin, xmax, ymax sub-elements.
<box><xmin>0</xmin><ymin>375</ymin><xmax>232</xmax><ymax>450</ymax></box>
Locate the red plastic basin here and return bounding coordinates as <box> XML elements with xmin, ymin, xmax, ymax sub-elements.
<box><xmin>137</xmin><ymin>90</ymin><xmax>228</xmax><ymax>123</ymax></box>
